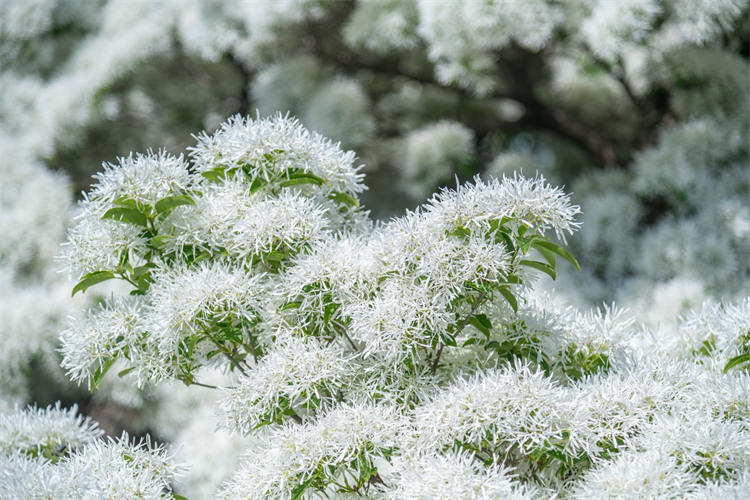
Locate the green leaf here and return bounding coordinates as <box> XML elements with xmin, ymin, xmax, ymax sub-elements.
<box><xmin>135</xmin><ymin>274</ymin><xmax>154</xmax><ymax>293</ymax></box>
<box><xmin>263</xmin><ymin>251</ymin><xmax>287</xmax><ymax>262</ymax></box>
<box><xmin>324</xmin><ymin>302</ymin><xmax>341</xmax><ymax>323</ymax></box>
<box><xmin>534</xmin><ymin>244</ymin><xmax>556</xmax><ymax>267</ymax></box>
<box><xmin>440</xmin><ymin>332</ymin><xmax>457</xmax><ymax>347</ymax></box>
<box><xmin>462</xmin><ymin>338</ymin><xmax>477</xmax><ymax>347</ymax></box>
<box><xmin>278</xmin><ymin>301</ymin><xmax>302</xmax><ymax>312</ymax></box>
<box><xmin>112</xmin><ymin>197</ymin><xmax>140</xmax><ymax>210</ymax></box>
<box><xmin>503</xmin><ymin>274</ymin><xmax>523</xmax><ymax>285</ymax></box>
<box><xmin>72</xmin><ymin>271</ymin><xmax>115</xmax><ymax>296</ymax></box>
<box><xmin>249</xmin><ymin>177</ymin><xmax>268</xmax><ymax>193</ymax></box>
<box><xmin>173</xmin><ymin>495</ymin><xmax>189</xmax><ymax>500</ymax></box>
<box><xmin>447</xmin><ymin>226</ymin><xmax>471</xmax><ymax>239</ymax></box>
<box><xmin>724</xmin><ymin>353</ymin><xmax>750</xmax><ymax>373</ymax></box>
<box><xmin>90</xmin><ymin>358</ymin><xmax>116</xmax><ymax>391</ymax></box>
<box><xmin>149</xmin><ymin>234</ymin><xmax>173</xmax><ymax>250</ymax></box>
<box><xmin>155</xmin><ymin>195</ymin><xmax>195</xmax><ymax>215</ymax></box>
<box><xmin>117</xmin><ymin>367</ymin><xmax>135</xmax><ymax>378</ymax></box>
<box><xmin>498</xmin><ymin>286</ymin><xmax>518</xmax><ymax>313</ymax></box>
<box><xmin>291</xmin><ymin>478</ymin><xmax>313</xmax><ymax>500</ymax></box>
<box><xmin>518</xmin><ymin>235</ymin><xmax>538</xmax><ymax>254</ymax></box>
<box><xmin>280</xmin><ymin>174</ymin><xmax>324</xmax><ymax>187</ymax></box>
<box><xmin>468</xmin><ymin>314</ymin><xmax>492</xmax><ymax>338</ymax></box>
<box><xmin>191</xmin><ymin>251</ymin><xmax>213</xmax><ymax>265</ymax></box>
<box><xmin>132</xmin><ymin>263</ymin><xmax>157</xmax><ymax>279</ymax></box>
<box><xmin>532</xmin><ymin>240</ymin><xmax>581</xmax><ymax>272</ymax></box>
<box><xmin>102</xmin><ymin>207</ymin><xmax>148</xmax><ymax>227</ymax></box>
<box><xmin>495</xmin><ymin>230</ymin><xmax>515</xmax><ymax>254</ymax></box>
<box><xmin>328</xmin><ymin>191</ymin><xmax>359</xmax><ymax>209</ymax></box>
<box><xmin>519</xmin><ymin>259</ymin><xmax>556</xmax><ymax>280</ymax></box>
<box><xmin>201</xmin><ymin>166</ymin><xmax>229</xmax><ymax>182</ymax></box>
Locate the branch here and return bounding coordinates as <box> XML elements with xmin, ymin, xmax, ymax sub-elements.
<box><xmin>225</xmin><ymin>52</ymin><xmax>254</xmax><ymax>116</ymax></box>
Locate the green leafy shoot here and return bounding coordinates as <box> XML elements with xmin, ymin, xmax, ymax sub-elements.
<box><xmin>72</xmin><ymin>271</ymin><xmax>115</xmax><ymax>296</ymax></box>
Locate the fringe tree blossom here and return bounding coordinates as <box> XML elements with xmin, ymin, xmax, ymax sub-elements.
<box><xmin>384</xmin><ymin>450</ymin><xmax>535</xmax><ymax>500</ymax></box>
<box><xmin>221</xmin><ymin>335</ymin><xmax>355</xmax><ymax>433</ymax></box>
<box><xmin>0</xmin><ymin>403</ymin><xmax>102</xmax><ymax>457</ymax></box>
<box><xmin>221</xmin><ymin>404</ymin><xmax>403</xmax><ymax>498</ymax></box>
<box><xmin>0</xmin><ymin>404</ymin><xmax>182</xmax><ymax>498</ymax></box>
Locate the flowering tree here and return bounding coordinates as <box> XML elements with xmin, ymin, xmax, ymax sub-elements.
<box><xmin>0</xmin><ymin>1</ymin><xmax>748</xmax><ymax>498</ymax></box>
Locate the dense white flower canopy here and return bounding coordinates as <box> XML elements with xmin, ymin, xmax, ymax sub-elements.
<box><xmin>38</xmin><ymin>114</ymin><xmax>749</xmax><ymax>498</ymax></box>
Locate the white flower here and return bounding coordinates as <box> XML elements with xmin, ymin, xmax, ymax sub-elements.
<box><xmin>222</xmin><ymin>335</ymin><xmax>355</xmax><ymax>434</ymax></box>
<box><xmin>1</xmin><ymin>406</ymin><xmax>181</xmax><ymax>499</ymax></box>
<box><xmin>0</xmin><ymin>403</ymin><xmax>102</xmax><ymax>456</ymax></box>
<box><xmin>141</xmin><ymin>261</ymin><xmax>266</xmax><ymax>380</ymax></box>
<box><xmin>424</xmin><ymin>175</ymin><xmax>581</xmax><ymax>243</ymax></box>
<box><xmin>385</xmin><ymin>450</ymin><xmax>534</xmax><ymax>500</ymax></box>
<box><xmin>221</xmin><ymin>403</ymin><xmax>403</xmax><ymax>499</ymax></box>
<box><xmin>571</xmin><ymin>447</ymin><xmax>698</xmax><ymax>500</ymax></box>
<box><xmin>88</xmin><ymin>150</ymin><xmax>192</xmax><ymax>209</ymax></box>
<box><xmin>171</xmin><ymin>178</ymin><xmax>332</xmax><ymax>259</ymax></box>
<box><xmin>59</xmin><ymin>203</ymin><xmax>148</xmax><ymax>281</ymax></box>
<box><xmin>410</xmin><ymin>362</ymin><xmax>570</xmax><ymax>456</ymax></box>
<box><xmin>0</xmin><ymin>161</ymin><xmax>71</xmax><ymax>275</ymax></box>
<box><xmin>417</xmin><ymin>0</ymin><xmax>559</xmax><ymax>93</ymax></box>
<box><xmin>189</xmin><ymin>113</ymin><xmax>365</xmax><ymax>198</ymax></box>
<box><xmin>343</xmin><ymin>0</ymin><xmax>420</xmax><ymax>53</ymax></box>
<box><xmin>345</xmin><ymin>278</ymin><xmax>454</xmax><ymax>364</ymax></box>
<box><xmin>252</xmin><ymin>55</ymin><xmax>327</xmax><ymax>117</ymax></box>
<box><xmin>303</xmin><ymin>78</ymin><xmax>375</xmax><ymax>150</ymax></box>
<box><xmin>60</xmin><ymin>295</ymin><xmax>145</xmax><ymax>387</ymax></box>
<box><xmin>658</xmin><ymin>0</ymin><xmax>745</xmax><ymax>46</ymax></box>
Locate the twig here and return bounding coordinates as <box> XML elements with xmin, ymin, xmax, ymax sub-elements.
<box><xmin>190</xmin><ymin>380</ymin><xmax>220</xmax><ymax>390</ymax></box>
<box><xmin>242</xmin><ymin>323</ymin><xmax>258</xmax><ymax>363</ymax></box>
<box><xmin>432</xmin><ymin>292</ymin><xmax>487</xmax><ymax>375</ymax></box>
<box><xmin>333</xmin><ymin>322</ymin><xmax>359</xmax><ymax>352</ymax></box>
<box><xmin>207</xmin><ymin>335</ymin><xmax>249</xmax><ymax>377</ymax></box>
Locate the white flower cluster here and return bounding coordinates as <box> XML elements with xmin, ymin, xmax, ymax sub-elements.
<box><xmin>0</xmin><ymin>404</ymin><xmax>182</xmax><ymax>499</ymax></box>
<box><xmin>189</xmin><ymin>114</ymin><xmax>364</xmax><ymax>197</ymax></box>
<box><xmin>384</xmin><ymin>451</ymin><xmax>534</xmax><ymax>500</ymax></box>
<box><xmin>222</xmin><ymin>403</ymin><xmax>403</xmax><ymax>498</ymax></box>
<box><xmin>222</xmin><ymin>335</ymin><xmax>355</xmax><ymax>434</ymax></box>
<box><xmin>582</xmin><ymin>0</ymin><xmax>661</xmax><ymax>62</ymax></box>
<box><xmin>417</xmin><ymin>0</ymin><xmax>558</xmax><ymax>94</ymax></box>
<box><xmin>397</xmin><ymin>121</ymin><xmax>475</xmax><ymax>199</ymax></box>
<box><xmin>3</xmin><ymin>3</ymin><xmax>747</xmax><ymax>496</ymax></box>
<box><xmin>303</xmin><ymin>78</ymin><xmax>376</xmax><ymax>150</ymax></box>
